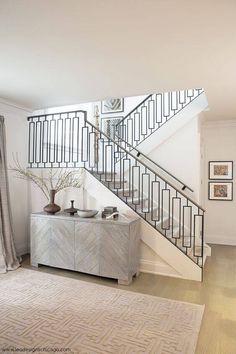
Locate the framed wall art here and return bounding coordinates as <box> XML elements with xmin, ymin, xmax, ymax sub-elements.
<box><xmin>208</xmin><ymin>182</ymin><xmax>233</xmax><ymax>201</ymax></box>
<box><xmin>101</xmin><ymin>116</ymin><xmax>123</xmax><ymax>139</ymax></box>
<box><xmin>208</xmin><ymin>161</ymin><xmax>233</xmax><ymax>180</ymax></box>
<box><xmin>101</xmin><ymin>98</ymin><xmax>124</xmax><ymax>114</ymax></box>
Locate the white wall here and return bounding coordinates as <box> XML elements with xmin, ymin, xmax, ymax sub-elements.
<box><xmin>145</xmin><ymin>116</ymin><xmax>202</xmax><ymax>202</ymax></box>
<box><xmin>202</xmin><ymin>120</ymin><xmax>236</xmax><ymax>245</ymax></box>
<box><xmin>0</xmin><ymin>101</ymin><xmax>31</xmax><ymax>255</ymax></box>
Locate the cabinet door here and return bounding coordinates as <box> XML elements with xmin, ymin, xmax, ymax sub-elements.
<box><xmin>31</xmin><ymin>217</ymin><xmax>75</xmax><ymax>270</ymax></box>
<box><xmin>31</xmin><ymin>217</ymin><xmax>51</xmax><ymax>266</ymax></box>
<box><xmin>49</xmin><ymin>219</ymin><xmax>75</xmax><ymax>270</ymax></box>
<box><xmin>75</xmin><ymin>221</ymin><xmax>100</xmax><ymax>276</ymax></box>
<box><xmin>100</xmin><ymin>224</ymin><xmax>129</xmax><ymax>280</ymax></box>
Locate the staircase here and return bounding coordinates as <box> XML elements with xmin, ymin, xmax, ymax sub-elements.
<box><xmin>28</xmin><ymin>105</ymin><xmax>206</xmax><ymax>280</ymax></box>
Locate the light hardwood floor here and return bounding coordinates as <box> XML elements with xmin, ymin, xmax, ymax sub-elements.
<box><xmin>22</xmin><ymin>244</ymin><xmax>236</xmax><ymax>354</ymax></box>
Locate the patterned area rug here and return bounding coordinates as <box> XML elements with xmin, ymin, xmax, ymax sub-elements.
<box><xmin>0</xmin><ymin>268</ymin><xmax>204</xmax><ymax>354</ymax></box>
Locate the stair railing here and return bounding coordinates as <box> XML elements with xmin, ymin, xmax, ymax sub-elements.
<box><xmin>28</xmin><ymin>110</ymin><xmax>205</xmax><ymax>272</ymax></box>
<box><xmin>115</xmin><ymin>88</ymin><xmax>204</xmax><ymax>149</ymax></box>
<box><xmin>101</xmin><ymin>121</ymin><xmax>194</xmax><ymax>193</ymax></box>
<box><xmin>113</xmin><ymin>136</ymin><xmax>194</xmax><ymax>193</ymax></box>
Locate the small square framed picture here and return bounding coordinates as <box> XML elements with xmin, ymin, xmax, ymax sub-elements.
<box><xmin>208</xmin><ymin>182</ymin><xmax>233</xmax><ymax>201</ymax></box>
<box><xmin>101</xmin><ymin>116</ymin><xmax>123</xmax><ymax>139</ymax></box>
<box><xmin>209</xmin><ymin>161</ymin><xmax>233</xmax><ymax>180</ymax></box>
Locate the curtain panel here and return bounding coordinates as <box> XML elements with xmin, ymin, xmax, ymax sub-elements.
<box><xmin>0</xmin><ymin>115</ymin><xmax>20</xmax><ymax>273</ymax></box>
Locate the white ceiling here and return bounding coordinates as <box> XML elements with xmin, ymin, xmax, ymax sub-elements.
<box><xmin>0</xmin><ymin>0</ymin><xmax>236</xmax><ymax>120</ymax></box>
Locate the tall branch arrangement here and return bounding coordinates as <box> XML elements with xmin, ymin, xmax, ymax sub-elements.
<box><xmin>11</xmin><ymin>158</ymin><xmax>84</xmax><ymax>200</ymax></box>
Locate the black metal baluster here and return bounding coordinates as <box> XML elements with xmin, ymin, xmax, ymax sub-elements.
<box><xmin>172</xmin><ymin>196</ymin><xmax>181</xmax><ymax>241</ymax></box>
<box><xmin>132</xmin><ymin>163</ymin><xmax>140</xmax><ymax>208</ymax></box>
<box><xmin>171</xmin><ymin>91</ymin><xmax>178</xmax><ymax>113</ymax></box>
<box><xmin>141</xmin><ymin>105</ymin><xmax>147</xmax><ymax>137</ymax></box>
<box><xmin>156</xmin><ymin>93</ymin><xmax>162</xmax><ymax>125</ymax></box>
<box><xmin>30</xmin><ymin>118</ymin><xmax>36</xmax><ymax>166</ymax></box>
<box><xmin>148</xmin><ymin>99</ymin><xmax>155</xmax><ymax>130</ymax></box>
<box><xmin>35</xmin><ymin>118</ymin><xmax>41</xmax><ymax>165</ymax></box>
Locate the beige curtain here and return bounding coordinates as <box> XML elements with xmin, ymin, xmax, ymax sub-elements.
<box><xmin>0</xmin><ymin>116</ymin><xmax>20</xmax><ymax>273</ymax></box>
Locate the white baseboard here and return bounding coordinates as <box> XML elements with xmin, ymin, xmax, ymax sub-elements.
<box><xmin>205</xmin><ymin>235</ymin><xmax>236</xmax><ymax>246</ymax></box>
<box><xmin>204</xmin><ymin>243</ymin><xmax>212</xmax><ymax>256</ymax></box>
<box><xmin>139</xmin><ymin>259</ymin><xmax>184</xmax><ymax>279</ymax></box>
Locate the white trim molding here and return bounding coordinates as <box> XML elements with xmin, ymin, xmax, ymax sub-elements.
<box><xmin>139</xmin><ymin>259</ymin><xmax>184</xmax><ymax>279</ymax></box>
<box><xmin>0</xmin><ymin>98</ymin><xmax>32</xmax><ymax>113</ymax></box>
<box><xmin>206</xmin><ymin>235</ymin><xmax>236</xmax><ymax>246</ymax></box>
<box><xmin>202</xmin><ymin>119</ymin><xmax>236</xmax><ymax>129</ymax></box>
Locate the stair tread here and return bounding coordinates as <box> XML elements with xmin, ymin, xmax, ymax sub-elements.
<box><xmin>93</xmin><ymin>171</ymin><xmax>117</xmax><ymax>175</ymax></box>
<box><xmin>127</xmin><ymin>196</ymin><xmax>148</xmax><ymax>203</ymax></box>
<box><xmin>101</xmin><ymin>179</ymin><xmax>127</xmax><ymax>183</ymax></box>
<box><xmin>88</xmin><ymin>171</ymin><xmax>119</xmax><ymax>179</ymax></box>
<box><xmin>111</xmin><ymin>188</ymin><xmax>138</xmax><ymax>193</ymax></box>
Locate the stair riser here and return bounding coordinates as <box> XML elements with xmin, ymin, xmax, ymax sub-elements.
<box><xmin>101</xmin><ymin>181</ymin><xmax>127</xmax><ymax>188</ymax></box>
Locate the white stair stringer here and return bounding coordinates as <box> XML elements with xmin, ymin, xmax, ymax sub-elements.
<box><xmin>140</xmin><ymin>220</ymin><xmax>202</xmax><ymax>281</ymax></box>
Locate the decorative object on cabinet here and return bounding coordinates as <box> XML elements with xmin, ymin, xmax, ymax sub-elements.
<box><xmin>104</xmin><ymin>212</ymin><xmax>119</xmax><ymax>220</ymax></box>
<box><xmin>64</xmin><ymin>200</ymin><xmax>78</xmax><ymax>216</ymax></box>
<box><xmin>208</xmin><ymin>182</ymin><xmax>233</xmax><ymax>201</ymax></box>
<box><xmin>43</xmin><ymin>189</ymin><xmax>61</xmax><ymax>214</ymax></box>
<box><xmin>102</xmin><ymin>206</ymin><xmax>119</xmax><ymax>219</ymax></box>
<box><xmin>101</xmin><ymin>98</ymin><xmax>124</xmax><ymax>114</ymax></box>
<box><xmin>31</xmin><ymin>213</ymin><xmax>140</xmax><ymax>285</ymax></box>
<box><xmin>11</xmin><ymin>158</ymin><xmax>84</xmax><ymax>213</ymax></box>
<box><xmin>209</xmin><ymin>161</ymin><xmax>233</xmax><ymax>180</ymax></box>
<box><xmin>77</xmin><ymin>210</ymin><xmax>98</xmax><ymax>218</ymax></box>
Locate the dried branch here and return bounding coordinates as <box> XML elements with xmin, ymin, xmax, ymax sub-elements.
<box><xmin>10</xmin><ymin>155</ymin><xmax>84</xmax><ymax>200</ymax></box>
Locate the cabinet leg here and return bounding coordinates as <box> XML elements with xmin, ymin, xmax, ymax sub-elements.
<box><xmin>135</xmin><ymin>270</ymin><xmax>140</xmax><ymax>277</ymax></box>
<box><xmin>118</xmin><ymin>277</ymin><xmax>132</xmax><ymax>285</ymax></box>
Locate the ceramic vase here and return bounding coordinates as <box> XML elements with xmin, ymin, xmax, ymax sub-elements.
<box><xmin>43</xmin><ymin>189</ymin><xmax>61</xmax><ymax>214</ymax></box>
<box><xmin>64</xmin><ymin>200</ymin><xmax>78</xmax><ymax>216</ymax></box>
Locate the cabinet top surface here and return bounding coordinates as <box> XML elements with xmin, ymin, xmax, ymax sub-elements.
<box><xmin>31</xmin><ymin>212</ymin><xmax>140</xmax><ymax>225</ymax></box>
